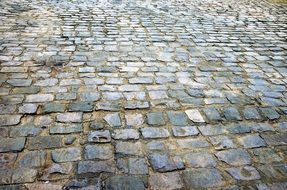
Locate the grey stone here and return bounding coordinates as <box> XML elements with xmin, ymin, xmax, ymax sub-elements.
<box><xmin>185</xmin><ymin>109</ymin><xmax>205</xmax><ymax>123</ymax></box>
<box><xmin>184</xmin><ymin>152</ymin><xmax>217</xmax><ymax>167</ymax></box>
<box><xmin>18</xmin><ymin>104</ymin><xmax>38</xmax><ymax>114</ymax></box>
<box><xmin>80</xmin><ymin>92</ymin><xmax>100</xmax><ymax>101</ymax></box>
<box><xmin>25</xmin><ymin>94</ymin><xmax>54</xmax><ymax>102</ymax></box>
<box><xmin>198</xmin><ymin>125</ymin><xmax>225</xmax><ymax>136</ymax></box>
<box><xmin>226</xmin><ymin>124</ymin><xmax>251</xmax><ymax>134</ymax></box>
<box><xmin>112</xmin><ymin>129</ymin><xmax>139</xmax><ymax>140</ymax></box>
<box><xmin>68</xmin><ymin>102</ymin><xmax>93</xmax><ymax>112</ymax></box>
<box><xmin>253</xmin><ymin>148</ymin><xmax>282</xmax><ymax>163</ymax></box>
<box><xmin>147</xmin><ymin>112</ymin><xmax>165</xmax><ymax>126</ymax></box>
<box><xmin>237</xmin><ymin>134</ymin><xmax>267</xmax><ymax>148</ymax></box>
<box><xmin>141</xmin><ymin>127</ymin><xmax>170</xmax><ymax>139</ymax></box>
<box><xmin>149</xmin><ymin>91</ymin><xmax>168</xmax><ymax>99</ymax></box>
<box><xmin>56</xmin><ymin>93</ymin><xmax>76</xmax><ymax>100</ymax></box>
<box><xmin>104</xmin><ymin>113</ymin><xmax>121</xmax><ymax>127</ymax></box>
<box><xmin>167</xmin><ymin>111</ymin><xmax>189</xmax><ymax>126</ymax></box>
<box><xmin>203</xmin><ymin>108</ymin><xmax>223</xmax><ymax>121</ymax></box>
<box><xmin>34</xmin><ymin>78</ymin><xmax>58</xmax><ymax>86</ymax></box>
<box><xmin>226</xmin><ymin>166</ymin><xmax>261</xmax><ymax>180</ymax></box>
<box><xmin>56</xmin><ymin>112</ymin><xmax>83</xmax><ymax>123</ymax></box>
<box><xmin>0</xmin><ymin>138</ymin><xmax>26</xmax><ymax>153</ymax></box>
<box><xmin>261</xmin><ymin>133</ymin><xmax>287</xmax><ymax>146</ymax></box>
<box><xmin>12</xmin><ymin>168</ymin><xmax>37</xmax><ymax>183</ymax></box>
<box><xmin>177</xmin><ymin>138</ymin><xmax>211</xmax><ymax>149</ymax></box>
<box><xmin>28</xmin><ymin>136</ymin><xmax>63</xmax><ymax>150</ymax></box>
<box><xmin>209</xmin><ymin>135</ymin><xmax>235</xmax><ymax>150</ymax></box>
<box><xmin>183</xmin><ymin>168</ymin><xmax>224</xmax><ymax>188</ymax></box>
<box><xmin>243</xmin><ymin>108</ymin><xmax>261</xmax><ymax>120</ymax></box>
<box><xmin>77</xmin><ymin>160</ymin><xmax>115</xmax><ymax>174</ymax></box>
<box><xmin>125</xmin><ymin>114</ymin><xmax>144</xmax><ymax>126</ymax></box>
<box><xmin>7</xmin><ymin>79</ymin><xmax>32</xmax><ymax>87</ymax></box>
<box><xmin>172</xmin><ymin>126</ymin><xmax>199</xmax><ymax>137</ymax></box>
<box><xmin>105</xmin><ymin>176</ymin><xmax>145</xmax><ymax>190</ymax></box>
<box><xmin>43</xmin><ymin>103</ymin><xmax>65</xmax><ymax>113</ymax></box>
<box><xmin>116</xmin><ymin>142</ymin><xmax>143</xmax><ymax>156</ymax></box>
<box><xmin>0</xmin><ymin>115</ymin><xmax>22</xmax><ymax>126</ymax></box>
<box><xmin>223</xmin><ymin>107</ymin><xmax>242</xmax><ymax>121</ymax></box>
<box><xmin>129</xmin><ymin>158</ymin><xmax>148</xmax><ymax>175</ymax></box>
<box><xmin>88</xmin><ymin>130</ymin><xmax>111</xmax><ymax>143</ymax></box>
<box><xmin>52</xmin><ymin>147</ymin><xmax>81</xmax><ymax>162</ymax></box>
<box><xmin>149</xmin><ymin>172</ymin><xmax>183</xmax><ymax>190</ymax></box>
<box><xmin>215</xmin><ymin>149</ymin><xmax>251</xmax><ymax>166</ymax></box>
<box><xmin>50</xmin><ymin>123</ymin><xmax>82</xmax><ymax>134</ymax></box>
<box><xmin>149</xmin><ymin>153</ymin><xmax>184</xmax><ymax>172</ymax></box>
<box><xmin>260</xmin><ymin>108</ymin><xmax>280</xmax><ymax>120</ymax></box>
<box><xmin>17</xmin><ymin>150</ymin><xmax>46</xmax><ymax>167</ymax></box>
<box><xmin>85</xmin><ymin>144</ymin><xmax>113</xmax><ymax>160</ymax></box>
<box><xmin>10</xmin><ymin>124</ymin><xmax>41</xmax><ymax>137</ymax></box>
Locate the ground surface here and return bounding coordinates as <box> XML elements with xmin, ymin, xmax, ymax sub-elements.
<box><xmin>0</xmin><ymin>0</ymin><xmax>287</xmax><ymax>189</ymax></box>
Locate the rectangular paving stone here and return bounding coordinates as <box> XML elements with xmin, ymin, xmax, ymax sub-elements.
<box><xmin>1</xmin><ymin>67</ymin><xmax>28</xmax><ymax>73</ymax></box>
<box><xmin>116</xmin><ymin>142</ymin><xmax>143</xmax><ymax>156</ymax></box>
<box><xmin>237</xmin><ymin>134</ymin><xmax>267</xmax><ymax>148</ymax></box>
<box><xmin>112</xmin><ymin>129</ymin><xmax>139</xmax><ymax>140</ymax></box>
<box><xmin>149</xmin><ymin>153</ymin><xmax>184</xmax><ymax>172</ymax></box>
<box><xmin>0</xmin><ymin>138</ymin><xmax>26</xmax><ymax>153</ymax></box>
<box><xmin>56</xmin><ymin>112</ymin><xmax>83</xmax><ymax>123</ymax></box>
<box><xmin>141</xmin><ymin>127</ymin><xmax>170</xmax><ymax>139</ymax></box>
<box><xmin>77</xmin><ymin>160</ymin><xmax>115</xmax><ymax>174</ymax></box>
<box><xmin>88</xmin><ymin>130</ymin><xmax>111</xmax><ymax>143</ymax></box>
<box><xmin>177</xmin><ymin>138</ymin><xmax>211</xmax><ymax>149</ymax></box>
<box><xmin>85</xmin><ymin>144</ymin><xmax>113</xmax><ymax>160</ymax></box>
<box><xmin>0</xmin><ymin>115</ymin><xmax>22</xmax><ymax>126</ymax></box>
<box><xmin>52</xmin><ymin>147</ymin><xmax>81</xmax><ymax>162</ymax></box>
<box><xmin>50</xmin><ymin>123</ymin><xmax>82</xmax><ymax>134</ymax></box>
<box><xmin>185</xmin><ymin>109</ymin><xmax>205</xmax><ymax>123</ymax></box>
<box><xmin>28</xmin><ymin>136</ymin><xmax>63</xmax><ymax>150</ymax></box>
<box><xmin>149</xmin><ymin>172</ymin><xmax>183</xmax><ymax>190</ymax></box>
<box><xmin>215</xmin><ymin>149</ymin><xmax>252</xmax><ymax>166</ymax></box>
<box><xmin>183</xmin><ymin>168</ymin><xmax>225</xmax><ymax>188</ymax></box>
<box><xmin>167</xmin><ymin>111</ymin><xmax>189</xmax><ymax>126</ymax></box>
<box><xmin>172</xmin><ymin>126</ymin><xmax>199</xmax><ymax>137</ymax></box>
<box><xmin>25</xmin><ymin>94</ymin><xmax>54</xmax><ymax>102</ymax></box>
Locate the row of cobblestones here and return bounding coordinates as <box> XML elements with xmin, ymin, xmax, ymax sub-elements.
<box><xmin>0</xmin><ymin>0</ymin><xmax>287</xmax><ymax>189</ymax></box>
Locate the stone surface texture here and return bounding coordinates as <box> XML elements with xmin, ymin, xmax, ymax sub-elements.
<box><xmin>0</xmin><ymin>0</ymin><xmax>286</xmax><ymax>189</ymax></box>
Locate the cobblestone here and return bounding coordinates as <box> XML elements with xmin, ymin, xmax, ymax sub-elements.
<box><xmin>0</xmin><ymin>0</ymin><xmax>286</xmax><ymax>188</ymax></box>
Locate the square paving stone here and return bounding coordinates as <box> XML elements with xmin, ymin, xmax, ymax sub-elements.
<box><xmin>167</xmin><ymin>111</ymin><xmax>189</xmax><ymax>126</ymax></box>
<box><xmin>147</xmin><ymin>112</ymin><xmax>165</xmax><ymax>126</ymax></box>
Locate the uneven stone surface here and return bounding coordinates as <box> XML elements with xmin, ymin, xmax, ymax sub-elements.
<box><xmin>0</xmin><ymin>0</ymin><xmax>286</xmax><ymax>188</ymax></box>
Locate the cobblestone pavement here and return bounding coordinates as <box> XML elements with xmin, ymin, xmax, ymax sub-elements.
<box><xmin>0</xmin><ymin>0</ymin><xmax>287</xmax><ymax>189</ymax></box>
